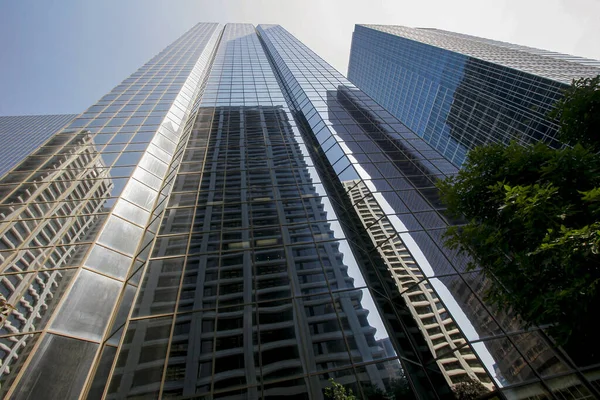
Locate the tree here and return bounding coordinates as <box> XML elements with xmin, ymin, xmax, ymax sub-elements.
<box><xmin>324</xmin><ymin>379</ymin><xmax>357</xmax><ymax>400</ymax></box>
<box><xmin>452</xmin><ymin>379</ymin><xmax>489</xmax><ymax>400</ymax></box>
<box><xmin>437</xmin><ymin>75</ymin><xmax>600</xmax><ymax>364</ymax></box>
<box><xmin>549</xmin><ymin>75</ymin><xmax>600</xmax><ymax>150</ymax></box>
<box><xmin>324</xmin><ymin>378</ymin><xmax>413</xmax><ymax>400</ymax></box>
<box><xmin>388</xmin><ymin>377</ymin><xmax>413</xmax><ymax>399</ymax></box>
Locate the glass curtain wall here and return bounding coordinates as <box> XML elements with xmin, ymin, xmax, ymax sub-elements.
<box><xmin>101</xmin><ymin>23</ymin><xmax>407</xmax><ymax>400</ymax></box>
<box><xmin>0</xmin><ymin>23</ymin><xmax>222</xmax><ymax>399</ymax></box>
<box><xmin>348</xmin><ymin>25</ymin><xmax>600</xmax><ymax>166</ymax></box>
<box><xmin>1</xmin><ymin>22</ymin><xmax>599</xmax><ymax>400</ymax></box>
<box><xmin>258</xmin><ymin>24</ymin><xmax>600</xmax><ymax>399</ymax></box>
<box><xmin>0</xmin><ymin>114</ymin><xmax>77</xmax><ymax>178</ymax></box>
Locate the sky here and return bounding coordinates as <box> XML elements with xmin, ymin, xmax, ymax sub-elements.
<box><xmin>1</xmin><ymin>0</ymin><xmax>599</xmax><ymax>116</ymax></box>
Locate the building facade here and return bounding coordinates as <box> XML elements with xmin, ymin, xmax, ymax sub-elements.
<box><xmin>0</xmin><ymin>132</ymin><xmax>113</xmax><ymax>391</ymax></box>
<box><xmin>347</xmin><ymin>25</ymin><xmax>600</xmax><ymax>165</ymax></box>
<box><xmin>0</xmin><ymin>114</ymin><xmax>77</xmax><ymax>178</ymax></box>
<box><xmin>343</xmin><ymin>179</ymin><xmax>492</xmax><ymax>391</ymax></box>
<box><xmin>0</xmin><ymin>23</ymin><xmax>598</xmax><ymax>400</ymax></box>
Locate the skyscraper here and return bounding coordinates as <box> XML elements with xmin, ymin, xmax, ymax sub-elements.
<box><xmin>347</xmin><ymin>25</ymin><xmax>600</xmax><ymax>165</ymax></box>
<box><xmin>0</xmin><ymin>23</ymin><xmax>598</xmax><ymax>400</ymax></box>
<box><xmin>0</xmin><ymin>114</ymin><xmax>77</xmax><ymax>177</ymax></box>
<box><xmin>0</xmin><ymin>132</ymin><xmax>113</xmax><ymax>392</ymax></box>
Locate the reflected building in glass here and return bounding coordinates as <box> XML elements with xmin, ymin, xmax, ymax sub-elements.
<box><xmin>0</xmin><ymin>114</ymin><xmax>77</xmax><ymax>178</ymax></box>
<box><xmin>0</xmin><ymin>131</ymin><xmax>113</xmax><ymax>391</ymax></box>
<box><xmin>1</xmin><ymin>22</ymin><xmax>599</xmax><ymax>400</ymax></box>
<box><xmin>343</xmin><ymin>179</ymin><xmax>492</xmax><ymax>391</ymax></box>
<box><xmin>347</xmin><ymin>25</ymin><xmax>600</xmax><ymax>165</ymax></box>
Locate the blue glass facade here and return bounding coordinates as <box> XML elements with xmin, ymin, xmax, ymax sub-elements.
<box><xmin>0</xmin><ymin>23</ymin><xmax>599</xmax><ymax>400</ymax></box>
<box><xmin>0</xmin><ymin>114</ymin><xmax>77</xmax><ymax>178</ymax></box>
<box><xmin>348</xmin><ymin>25</ymin><xmax>600</xmax><ymax>165</ymax></box>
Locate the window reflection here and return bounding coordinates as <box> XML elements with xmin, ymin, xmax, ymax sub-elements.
<box><xmin>108</xmin><ymin>97</ymin><xmax>401</xmax><ymax>398</ymax></box>
<box><xmin>0</xmin><ymin>132</ymin><xmax>113</xmax><ymax>387</ymax></box>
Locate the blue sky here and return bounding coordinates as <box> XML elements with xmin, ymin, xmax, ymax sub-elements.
<box><xmin>2</xmin><ymin>0</ymin><xmax>599</xmax><ymax>116</ymax></box>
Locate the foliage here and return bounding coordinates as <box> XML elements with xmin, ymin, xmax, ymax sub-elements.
<box><xmin>362</xmin><ymin>384</ymin><xmax>387</xmax><ymax>400</ymax></box>
<box><xmin>437</xmin><ymin>75</ymin><xmax>600</xmax><ymax>362</ymax></box>
<box><xmin>452</xmin><ymin>379</ymin><xmax>489</xmax><ymax>400</ymax></box>
<box><xmin>324</xmin><ymin>377</ymin><xmax>413</xmax><ymax>400</ymax></box>
<box><xmin>388</xmin><ymin>377</ymin><xmax>413</xmax><ymax>399</ymax></box>
<box><xmin>0</xmin><ymin>294</ymin><xmax>16</xmax><ymax>328</ymax></box>
<box><xmin>549</xmin><ymin>75</ymin><xmax>600</xmax><ymax>150</ymax></box>
<box><xmin>324</xmin><ymin>379</ymin><xmax>357</xmax><ymax>400</ymax></box>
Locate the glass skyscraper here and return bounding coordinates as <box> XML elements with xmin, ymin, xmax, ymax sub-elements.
<box><xmin>0</xmin><ymin>114</ymin><xmax>77</xmax><ymax>177</ymax></box>
<box><xmin>0</xmin><ymin>23</ymin><xmax>598</xmax><ymax>400</ymax></box>
<box><xmin>347</xmin><ymin>25</ymin><xmax>600</xmax><ymax>165</ymax></box>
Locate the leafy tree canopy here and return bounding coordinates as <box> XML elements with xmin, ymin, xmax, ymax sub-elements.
<box><xmin>549</xmin><ymin>75</ymin><xmax>600</xmax><ymax>150</ymax></box>
<box><xmin>437</xmin><ymin>75</ymin><xmax>600</xmax><ymax>364</ymax></box>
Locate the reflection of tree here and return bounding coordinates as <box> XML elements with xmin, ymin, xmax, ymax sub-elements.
<box><xmin>0</xmin><ymin>295</ymin><xmax>15</xmax><ymax>325</ymax></box>
<box><xmin>363</xmin><ymin>378</ymin><xmax>413</xmax><ymax>400</ymax></box>
<box><xmin>326</xmin><ymin>376</ymin><xmax>413</xmax><ymax>400</ymax></box>
<box><xmin>362</xmin><ymin>384</ymin><xmax>386</xmax><ymax>399</ymax></box>
<box><xmin>388</xmin><ymin>377</ymin><xmax>413</xmax><ymax>399</ymax></box>
<box><xmin>325</xmin><ymin>378</ymin><xmax>357</xmax><ymax>400</ymax></box>
<box><xmin>452</xmin><ymin>379</ymin><xmax>489</xmax><ymax>400</ymax></box>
